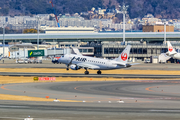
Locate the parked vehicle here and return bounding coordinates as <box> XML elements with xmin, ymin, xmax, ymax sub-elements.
<box><xmin>52</xmin><ymin>57</ymin><xmax>60</xmax><ymax>64</ymax></box>
<box><xmin>28</xmin><ymin>59</ymin><xmax>35</xmax><ymax>63</ymax></box>
<box><xmin>28</xmin><ymin>58</ymin><xmax>42</xmax><ymax>64</ymax></box>
<box><xmin>144</xmin><ymin>59</ymin><xmax>150</xmax><ymax>63</ymax></box>
<box><xmin>16</xmin><ymin>58</ymin><xmax>28</xmax><ymax>64</ymax></box>
<box><xmin>35</xmin><ymin>59</ymin><xmax>42</xmax><ymax>64</ymax></box>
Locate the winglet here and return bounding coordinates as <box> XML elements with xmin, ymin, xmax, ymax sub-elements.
<box><xmin>116</xmin><ymin>45</ymin><xmax>131</xmax><ymax>63</ymax></box>
<box><xmin>167</xmin><ymin>41</ymin><xmax>177</xmax><ymax>55</ymax></box>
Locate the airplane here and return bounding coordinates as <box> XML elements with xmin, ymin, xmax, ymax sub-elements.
<box><xmin>58</xmin><ymin>45</ymin><xmax>135</xmax><ymax>75</ymax></box>
<box><xmin>166</xmin><ymin>41</ymin><xmax>180</xmax><ymax>60</ymax></box>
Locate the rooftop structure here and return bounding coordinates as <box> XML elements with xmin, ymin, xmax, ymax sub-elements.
<box><xmin>41</xmin><ymin>26</ymin><xmax>95</xmax><ymax>33</ymax></box>
<box><xmin>0</xmin><ymin>32</ymin><xmax>180</xmax><ymax>44</ymax></box>
<box><xmin>143</xmin><ymin>25</ymin><xmax>174</xmax><ymax>32</ymax></box>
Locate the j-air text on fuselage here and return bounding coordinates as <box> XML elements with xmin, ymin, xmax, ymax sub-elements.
<box><xmin>58</xmin><ymin>45</ymin><xmax>136</xmax><ymax>75</ymax></box>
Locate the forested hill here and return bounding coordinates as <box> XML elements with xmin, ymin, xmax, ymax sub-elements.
<box><xmin>0</xmin><ymin>0</ymin><xmax>180</xmax><ymax>19</ymax></box>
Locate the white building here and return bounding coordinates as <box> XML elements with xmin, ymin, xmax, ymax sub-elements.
<box><xmin>41</xmin><ymin>26</ymin><xmax>95</xmax><ymax>33</ymax></box>
<box><xmin>0</xmin><ymin>44</ymin><xmax>9</xmax><ymax>57</ymax></box>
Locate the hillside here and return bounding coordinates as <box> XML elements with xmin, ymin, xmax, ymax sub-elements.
<box><xmin>0</xmin><ymin>0</ymin><xmax>180</xmax><ymax>19</ymax></box>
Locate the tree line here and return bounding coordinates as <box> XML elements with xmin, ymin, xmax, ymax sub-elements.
<box><xmin>0</xmin><ymin>0</ymin><xmax>180</xmax><ymax>19</ymax></box>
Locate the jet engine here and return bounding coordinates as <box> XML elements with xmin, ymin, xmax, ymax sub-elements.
<box><xmin>166</xmin><ymin>52</ymin><xmax>170</xmax><ymax>56</ymax></box>
<box><xmin>70</xmin><ymin>64</ymin><xmax>79</xmax><ymax>70</ymax></box>
<box><xmin>126</xmin><ymin>64</ymin><xmax>132</xmax><ymax>68</ymax></box>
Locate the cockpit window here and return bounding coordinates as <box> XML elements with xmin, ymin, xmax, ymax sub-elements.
<box><xmin>61</xmin><ymin>56</ymin><xmax>64</xmax><ymax>57</ymax></box>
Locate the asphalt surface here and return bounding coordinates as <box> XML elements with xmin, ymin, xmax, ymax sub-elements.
<box><xmin>1</xmin><ymin>72</ymin><xmax>180</xmax><ymax>79</ymax></box>
<box><xmin>1</xmin><ymin>60</ymin><xmax>180</xmax><ymax>119</ymax></box>
<box><xmin>1</xmin><ymin>81</ymin><xmax>180</xmax><ymax>120</ymax></box>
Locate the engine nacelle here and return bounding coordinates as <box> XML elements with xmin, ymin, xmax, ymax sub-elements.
<box><xmin>126</xmin><ymin>64</ymin><xmax>131</xmax><ymax>68</ymax></box>
<box><xmin>70</xmin><ymin>64</ymin><xmax>79</xmax><ymax>70</ymax></box>
<box><xmin>166</xmin><ymin>52</ymin><xmax>170</xmax><ymax>56</ymax></box>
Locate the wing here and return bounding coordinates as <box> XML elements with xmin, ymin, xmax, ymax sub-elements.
<box><xmin>112</xmin><ymin>61</ymin><xmax>139</xmax><ymax>67</ymax></box>
<box><xmin>76</xmin><ymin>63</ymin><xmax>100</xmax><ymax>70</ymax></box>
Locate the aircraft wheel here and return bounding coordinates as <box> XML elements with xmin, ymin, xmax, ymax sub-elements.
<box><xmin>97</xmin><ymin>70</ymin><xmax>101</xmax><ymax>74</ymax></box>
<box><xmin>85</xmin><ymin>71</ymin><xmax>89</xmax><ymax>75</ymax></box>
<box><xmin>66</xmin><ymin>68</ymin><xmax>69</xmax><ymax>70</ymax></box>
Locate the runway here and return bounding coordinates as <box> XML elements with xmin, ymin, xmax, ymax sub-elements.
<box><xmin>1</xmin><ymin>80</ymin><xmax>180</xmax><ymax>119</ymax></box>
<box><xmin>1</xmin><ymin>72</ymin><xmax>180</xmax><ymax>79</ymax></box>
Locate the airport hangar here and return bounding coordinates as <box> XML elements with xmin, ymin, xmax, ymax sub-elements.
<box><xmin>1</xmin><ymin>32</ymin><xmax>180</xmax><ymax>61</ymax></box>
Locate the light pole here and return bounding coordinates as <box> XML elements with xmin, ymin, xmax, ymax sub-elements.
<box><xmin>3</xmin><ymin>23</ymin><xmax>5</xmax><ymax>58</ymax></box>
<box><xmin>36</xmin><ymin>16</ymin><xmax>41</xmax><ymax>50</ymax></box>
<box><xmin>164</xmin><ymin>22</ymin><xmax>166</xmax><ymax>45</ymax></box>
<box><xmin>119</xmin><ymin>4</ymin><xmax>129</xmax><ymax>45</ymax></box>
<box><xmin>53</xmin><ymin>39</ymin><xmax>56</xmax><ymax>56</ymax></box>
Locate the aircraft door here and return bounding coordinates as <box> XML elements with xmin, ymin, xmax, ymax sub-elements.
<box><xmin>66</xmin><ymin>55</ymin><xmax>71</xmax><ymax>64</ymax></box>
<box><xmin>106</xmin><ymin>60</ymin><xmax>110</xmax><ymax>68</ymax></box>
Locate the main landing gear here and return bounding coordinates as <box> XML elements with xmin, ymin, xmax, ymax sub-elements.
<box><xmin>84</xmin><ymin>68</ymin><xmax>89</xmax><ymax>75</ymax></box>
<box><xmin>66</xmin><ymin>68</ymin><xmax>69</xmax><ymax>70</ymax></box>
<box><xmin>97</xmin><ymin>70</ymin><xmax>101</xmax><ymax>74</ymax></box>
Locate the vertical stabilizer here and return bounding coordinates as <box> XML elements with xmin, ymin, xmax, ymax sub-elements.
<box><xmin>167</xmin><ymin>41</ymin><xmax>177</xmax><ymax>55</ymax></box>
<box><xmin>71</xmin><ymin>47</ymin><xmax>82</xmax><ymax>56</ymax></box>
<box><xmin>116</xmin><ymin>45</ymin><xmax>131</xmax><ymax>63</ymax></box>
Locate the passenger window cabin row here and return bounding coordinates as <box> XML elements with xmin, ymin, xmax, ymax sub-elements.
<box><xmin>87</xmin><ymin>60</ymin><xmax>105</xmax><ymax>64</ymax></box>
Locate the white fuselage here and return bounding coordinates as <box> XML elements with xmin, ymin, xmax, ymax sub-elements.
<box><xmin>59</xmin><ymin>54</ymin><xmax>126</xmax><ymax>70</ymax></box>
<box><xmin>172</xmin><ymin>53</ymin><xmax>180</xmax><ymax>60</ymax></box>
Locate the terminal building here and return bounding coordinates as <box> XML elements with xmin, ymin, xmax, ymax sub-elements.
<box><xmin>1</xmin><ymin>32</ymin><xmax>180</xmax><ymax>62</ymax></box>
<box><xmin>81</xmin><ymin>42</ymin><xmax>169</xmax><ymax>59</ymax></box>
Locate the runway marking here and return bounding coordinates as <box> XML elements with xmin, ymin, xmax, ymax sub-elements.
<box><xmin>1</xmin><ymin>85</ymin><xmax>21</xmax><ymax>92</ymax></box>
<box><xmin>145</xmin><ymin>84</ymin><xmax>180</xmax><ymax>95</ymax></box>
<box><xmin>145</xmin><ymin>86</ymin><xmax>155</xmax><ymax>92</ymax></box>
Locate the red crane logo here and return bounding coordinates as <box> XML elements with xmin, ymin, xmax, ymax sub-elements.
<box><xmin>121</xmin><ymin>53</ymin><xmax>128</xmax><ymax>61</ymax></box>
<box><xmin>169</xmin><ymin>46</ymin><xmax>173</xmax><ymax>52</ymax></box>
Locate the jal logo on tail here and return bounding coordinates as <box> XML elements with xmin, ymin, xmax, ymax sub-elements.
<box><xmin>169</xmin><ymin>46</ymin><xmax>173</xmax><ymax>52</ymax></box>
<box><xmin>121</xmin><ymin>53</ymin><xmax>128</xmax><ymax>61</ymax></box>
